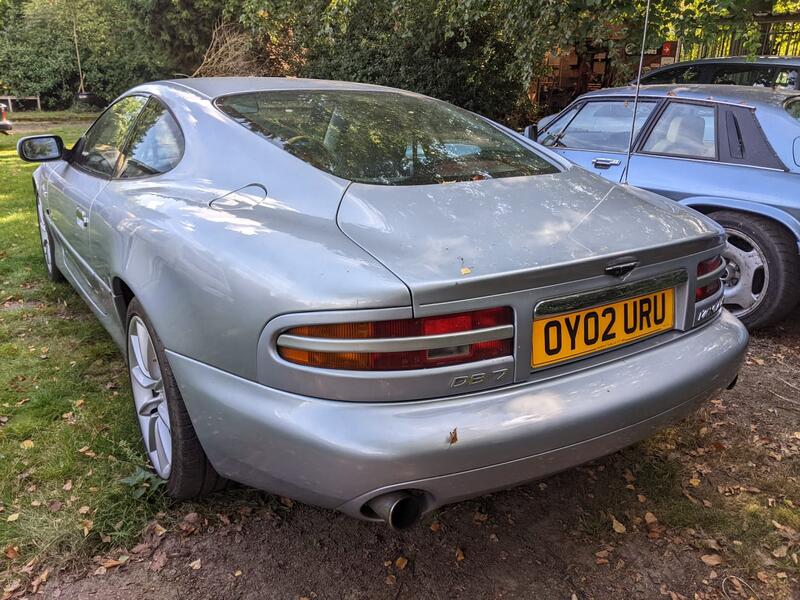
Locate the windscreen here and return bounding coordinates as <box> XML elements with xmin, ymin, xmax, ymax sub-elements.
<box><xmin>216</xmin><ymin>90</ymin><xmax>558</xmax><ymax>185</ymax></box>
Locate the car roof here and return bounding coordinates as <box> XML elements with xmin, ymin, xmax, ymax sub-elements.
<box><xmin>156</xmin><ymin>76</ymin><xmax>416</xmax><ymax>99</ymax></box>
<box><xmin>646</xmin><ymin>56</ymin><xmax>800</xmax><ymax>70</ymax></box>
<box><xmin>580</xmin><ymin>84</ymin><xmax>800</xmax><ymax>109</ymax></box>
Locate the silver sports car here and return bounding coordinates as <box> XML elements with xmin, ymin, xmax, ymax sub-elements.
<box><xmin>18</xmin><ymin>78</ymin><xmax>747</xmax><ymax>529</ymax></box>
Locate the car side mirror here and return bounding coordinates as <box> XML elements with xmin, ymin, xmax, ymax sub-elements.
<box><xmin>523</xmin><ymin>124</ymin><xmax>538</xmax><ymax>140</ymax></box>
<box><xmin>17</xmin><ymin>135</ymin><xmax>65</xmax><ymax>162</ymax></box>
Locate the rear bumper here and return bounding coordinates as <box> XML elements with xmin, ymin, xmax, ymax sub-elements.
<box><xmin>167</xmin><ymin>311</ymin><xmax>747</xmax><ymax>519</ymax></box>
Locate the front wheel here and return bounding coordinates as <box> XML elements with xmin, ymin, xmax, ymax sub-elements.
<box><xmin>126</xmin><ymin>298</ymin><xmax>227</xmax><ymax>498</ymax></box>
<box><xmin>35</xmin><ymin>192</ymin><xmax>65</xmax><ymax>283</ymax></box>
<box><xmin>709</xmin><ymin>210</ymin><xmax>800</xmax><ymax>329</ymax></box>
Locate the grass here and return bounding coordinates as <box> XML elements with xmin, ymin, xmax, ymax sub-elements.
<box><xmin>6</xmin><ymin>110</ymin><xmax>101</xmax><ymax>123</ymax></box>
<box><xmin>0</xmin><ymin>126</ymin><xmax>165</xmax><ymax>582</ymax></box>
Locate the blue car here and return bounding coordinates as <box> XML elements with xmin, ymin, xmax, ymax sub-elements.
<box><xmin>536</xmin><ymin>84</ymin><xmax>800</xmax><ymax>328</ymax></box>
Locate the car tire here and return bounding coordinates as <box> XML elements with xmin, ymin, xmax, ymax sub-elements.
<box><xmin>126</xmin><ymin>298</ymin><xmax>227</xmax><ymax>499</ymax></box>
<box><xmin>35</xmin><ymin>191</ymin><xmax>65</xmax><ymax>283</ymax></box>
<box><xmin>709</xmin><ymin>210</ymin><xmax>800</xmax><ymax>329</ymax></box>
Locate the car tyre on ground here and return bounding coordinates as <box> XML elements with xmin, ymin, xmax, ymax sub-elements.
<box><xmin>710</xmin><ymin>210</ymin><xmax>800</xmax><ymax>329</ymax></box>
<box><xmin>126</xmin><ymin>298</ymin><xmax>226</xmax><ymax>499</ymax></box>
<box><xmin>35</xmin><ymin>190</ymin><xmax>65</xmax><ymax>283</ymax></box>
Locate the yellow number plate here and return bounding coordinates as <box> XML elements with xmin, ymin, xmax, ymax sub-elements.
<box><xmin>532</xmin><ymin>288</ymin><xmax>675</xmax><ymax>368</ymax></box>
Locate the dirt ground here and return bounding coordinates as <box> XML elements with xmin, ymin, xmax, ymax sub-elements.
<box><xmin>37</xmin><ymin>311</ymin><xmax>800</xmax><ymax>600</ymax></box>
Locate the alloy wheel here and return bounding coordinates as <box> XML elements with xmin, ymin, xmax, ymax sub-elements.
<box><xmin>721</xmin><ymin>228</ymin><xmax>769</xmax><ymax>320</ymax></box>
<box><xmin>128</xmin><ymin>316</ymin><xmax>172</xmax><ymax>478</ymax></box>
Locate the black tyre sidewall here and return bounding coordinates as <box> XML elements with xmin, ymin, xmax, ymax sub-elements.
<box><xmin>35</xmin><ymin>192</ymin><xmax>65</xmax><ymax>283</ymax></box>
<box><xmin>711</xmin><ymin>211</ymin><xmax>800</xmax><ymax>329</ymax></box>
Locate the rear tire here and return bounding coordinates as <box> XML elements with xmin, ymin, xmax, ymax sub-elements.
<box><xmin>35</xmin><ymin>191</ymin><xmax>65</xmax><ymax>283</ymax></box>
<box><xmin>126</xmin><ymin>298</ymin><xmax>227</xmax><ymax>499</ymax></box>
<box><xmin>709</xmin><ymin>210</ymin><xmax>800</xmax><ymax>329</ymax></box>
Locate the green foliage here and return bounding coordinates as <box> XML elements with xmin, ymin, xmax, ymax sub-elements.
<box><xmin>0</xmin><ymin>0</ymin><xmax>171</xmax><ymax>108</ymax></box>
<box><xmin>236</xmin><ymin>0</ymin><xmax>532</xmax><ymax>124</ymax></box>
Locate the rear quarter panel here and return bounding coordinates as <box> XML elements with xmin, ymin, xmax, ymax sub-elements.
<box><xmin>89</xmin><ymin>84</ymin><xmax>410</xmax><ymax>381</ymax></box>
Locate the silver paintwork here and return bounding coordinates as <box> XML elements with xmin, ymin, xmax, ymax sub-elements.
<box><xmin>21</xmin><ymin>77</ymin><xmax>747</xmax><ymax>518</ymax></box>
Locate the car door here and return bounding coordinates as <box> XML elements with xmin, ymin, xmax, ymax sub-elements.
<box><xmin>87</xmin><ymin>96</ymin><xmax>185</xmax><ymax>320</ymax></box>
<box><xmin>625</xmin><ymin>99</ymin><xmax>787</xmax><ymax>200</ymax></box>
<box><xmin>47</xmin><ymin>95</ymin><xmax>147</xmax><ymax>309</ymax></box>
<box><xmin>537</xmin><ymin>98</ymin><xmax>659</xmax><ymax>181</ymax></box>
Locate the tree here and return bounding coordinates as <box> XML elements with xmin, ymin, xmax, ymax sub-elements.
<box><xmin>0</xmin><ymin>0</ymin><xmax>171</xmax><ymax>107</ymax></box>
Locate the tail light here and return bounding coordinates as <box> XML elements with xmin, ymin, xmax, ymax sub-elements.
<box><xmin>0</xmin><ymin>106</ymin><xmax>6</xmax><ymax>122</ymax></box>
<box><xmin>695</xmin><ymin>255</ymin><xmax>723</xmax><ymax>301</ymax></box>
<box><xmin>277</xmin><ymin>307</ymin><xmax>514</xmax><ymax>371</ymax></box>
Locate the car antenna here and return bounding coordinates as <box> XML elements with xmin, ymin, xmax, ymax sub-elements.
<box><xmin>622</xmin><ymin>0</ymin><xmax>652</xmax><ymax>185</ymax></box>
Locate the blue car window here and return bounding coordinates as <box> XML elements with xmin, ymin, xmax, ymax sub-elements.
<box><xmin>118</xmin><ymin>98</ymin><xmax>184</xmax><ymax>178</ymax></box>
<box><xmin>544</xmin><ymin>100</ymin><xmax>656</xmax><ymax>152</ymax></box>
<box><xmin>642</xmin><ymin>102</ymin><xmax>717</xmax><ymax>159</ymax></box>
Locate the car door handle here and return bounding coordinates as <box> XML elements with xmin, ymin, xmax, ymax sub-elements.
<box><xmin>592</xmin><ymin>157</ymin><xmax>622</xmax><ymax>169</ymax></box>
<box><xmin>76</xmin><ymin>208</ymin><xmax>88</xmax><ymax>228</ymax></box>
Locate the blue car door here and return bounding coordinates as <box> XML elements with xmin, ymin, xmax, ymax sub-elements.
<box><xmin>538</xmin><ymin>98</ymin><xmax>659</xmax><ymax>182</ymax></box>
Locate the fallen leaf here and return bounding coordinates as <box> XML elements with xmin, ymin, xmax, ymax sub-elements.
<box><xmin>395</xmin><ymin>556</ymin><xmax>408</xmax><ymax>570</ymax></box>
<box><xmin>189</xmin><ymin>558</ymin><xmax>202</xmax><ymax>570</ymax></box>
<box><xmin>455</xmin><ymin>547</ymin><xmax>465</xmax><ymax>561</ymax></box>
<box><xmin>19</xmin><ymin>439</ymin><xmax>34</xmax><ymax>450</ymax></box>
<box><xmin>48</xmin><ymin>500</ymin><xmax>62</xmax><ymax>512</ymax></box>
<box><xmin>701</xmin><ymin>554</ymin><xmax>723</xmax><ymax>566</ymax></box>
<box><xmin>637</xmin><ymin>494</ymin><xmax>647</xmax><ymax>503</ymax></box>
<box><xmin>644</xmin><ymin>512</ymin><xmax>658</xmax><ymax>525</ymax></box>
<box><xmin>150</xmin><ymin>550</ymin><xmax>168</xmax><ymax>572</ymax></box>
<box><xmin>63</xmin><ymin>480</ymin><xmax>73</xmax><ymax>491</ymax></box>
<box><xmin>460</xmin><ymin>267</ymin><xmax>472</xmax><ymax>276</ymax></box>
<box><xmin>688</xmin><ymin>478</ymin><xmax>701</xmax><ymax>487</ymax></box>
<box><xmin>82</xmin><ymin>519</ymin><xmax>93</xmax><ymax>536</ymax></box>
<box><xmin>78</xmin><ymin>505</ymin><xmax>90</xmax><ymax>514</ymax></box>
<box><xmin>430</xmin><ymin>521</ymin><xmax>441</xmax><ymax>532</ymax></box>
<box><xmin>448</xmin><ymin>428</ymin><xmax>458</xmax><ymax>445</ymax></box>
<box><xmin>611</xmin><ymin>515</ymin><xmax>626</xmax><ymax>534</ymax></box>
<box><xmin>153</xmin><ymin>523</ymin><xmax>167</xmax><ymax>536</ymax></box>
<box><xmin>3</xmin><ymin>545</ymin><xmax>19</xmax><ymax>559</ymax></box>
<box><xmin>385</xmin><ymin>574</ymin><xmax>396</xmax><ymax>585</ymax></box>
<box><xmin>702</xmin><ymin>539</ymin><xmax>722</xmax><ymax>551</ymax></box>
<box><xmin>234</xmin><ymin>569</ymin><xmax>242</xmax><ymax>577</ymax></box>
<box><xmin>6</xmin><ymin>513</ymin><xmax>19</xmax><ymax>522</ymax></box>
<box><xmin>29</xmin><ymin>568</ymin><xmax>49</xmax><ymax>593</ymax></box>
<box><xmin>772</xmin><ymin>545</ymin><xmax>788</xmax><ymax>559</ymax></box>
<box><xmin>756</xmin><ymin>571</ymin><xmax>769</xmax><ymax>583</ymax></box>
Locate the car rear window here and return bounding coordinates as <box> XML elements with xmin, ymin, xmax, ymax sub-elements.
<box><xmin>215</xmin><ymin>90</ymin><xmax>558</xmax><ymax>185</ymax></box>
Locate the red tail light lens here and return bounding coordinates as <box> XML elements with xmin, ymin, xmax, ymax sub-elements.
<box><xmin>278</xmin><ymin>307</ymin><xmax>514</xmax><ymax>371</ymax></box>
<box><xmin>696</xmin><ymin>256</ymin><xmax>723</xmax><ymax>301</ymax></box>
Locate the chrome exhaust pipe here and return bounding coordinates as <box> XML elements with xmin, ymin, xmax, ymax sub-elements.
<box><xmin>366</xmin><ymin>492</ymin><xmax>422</xmax><ymax>530</ymax></box>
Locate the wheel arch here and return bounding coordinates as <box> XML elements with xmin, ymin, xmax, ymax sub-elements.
<box><xmin>111</xmin><ymin>276</ymin><xmax>136</xmax><ymax>330</ymax></box>
<box><xmin>680</xmin><ymin>197</ymin><xmax>800</xmax><ymax>255</ymax></box>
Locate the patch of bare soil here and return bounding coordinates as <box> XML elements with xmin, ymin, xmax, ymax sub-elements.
<box><xmin>39</xmin><ymin>311</ymin><xmax>800</xmax><ymax>600</ymax></box>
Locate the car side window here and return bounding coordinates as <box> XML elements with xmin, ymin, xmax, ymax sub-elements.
<box><xmin>118</xmin><ymin>98</ymin><xmax>184</xmax><ymax>178</ymax></box>
<box><xmin>541</xmin><ymin>100</ymin><xmax>656</xmax><ymax>152</ymax></box>
<box><xmin>73</xmin><ymin>96</ymin><xmax>148</xmax><ymax>177</ymax></box>
<box><xmin>537</xmin><ymin>105</ymin><xmax>580</xmax><ymax>146</ymax></box>
<box><xmin>774</xmin><ymin>69</ymin><xmax>799</xmax><ymax>90</ymax></box>
<box><xmin>642</xmin><ymin>65</ymin><xmax>701</xmax><ymax>85</ymax></box>
<box><xmin>711</xmin><ymin>65</ymin><xmax>775</xmax><ymax>87</ymax></box>
<box><xmin>641</xmin><ymin>102</ymin><xmax>716</xmax><ymax>159</ymax></box>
